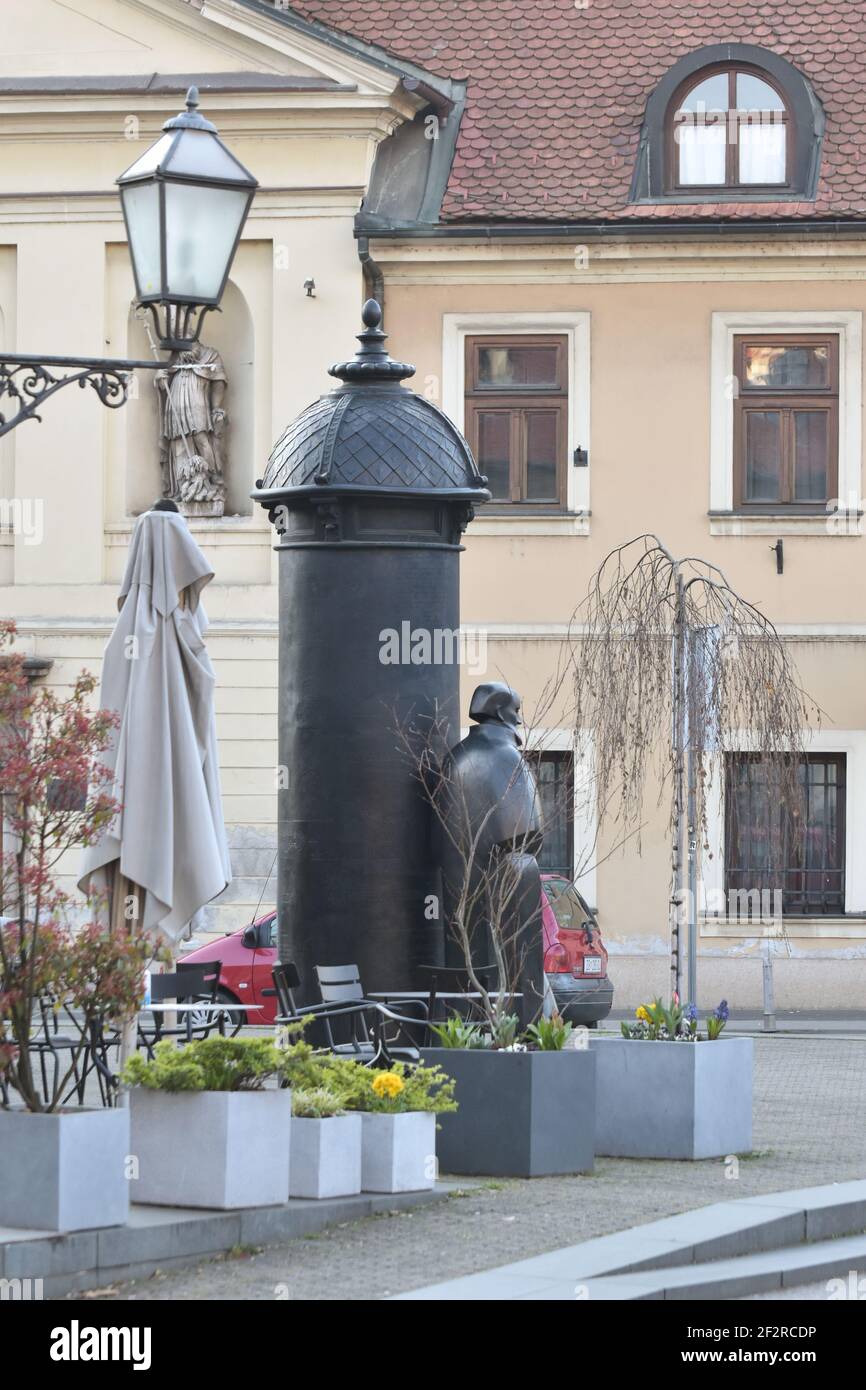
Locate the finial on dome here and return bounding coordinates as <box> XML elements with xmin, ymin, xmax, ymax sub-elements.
<box><xmin>361</xmin><ymin>298</ymin><xmax>382</xmax><ymax>329</ymax></box>
<box><xmin>328</xmin><ymin>299</ymin><xmax>415</xmax><ymax>386</ymax></box>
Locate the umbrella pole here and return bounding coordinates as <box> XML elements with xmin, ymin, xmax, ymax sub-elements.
<box><xmin>110</xmin><ymin>868</ymin><xmax>141</xmax><ymax>1110</ymax></box>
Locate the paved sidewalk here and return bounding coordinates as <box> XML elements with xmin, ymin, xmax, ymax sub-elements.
<box><xmin>80</xmin><ymin>1035</ymin><xmax>866</xmax><ymax>1301</ymax></box>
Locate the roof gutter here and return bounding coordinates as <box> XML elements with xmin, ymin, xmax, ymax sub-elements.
<box><xmin>356</xmin><ymin>218</ymin><xmax>866</xmax><ymax>241</ymax></box>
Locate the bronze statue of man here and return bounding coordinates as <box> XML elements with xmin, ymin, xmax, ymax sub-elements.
<box><xmin>156</xmin><ymin>341</ymin><xmax>228</xmax><ymax>517</ymax></box>
<box><xmin>436</xmin><ymin>681</ymin><xmax>545</xmax><ymax>1026</ymax></box>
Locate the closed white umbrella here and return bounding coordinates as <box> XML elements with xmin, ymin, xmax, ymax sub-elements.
<box><xmin>79</xmin><ymin>507</ymin><xmax>232</xmax><ymax>1084</ymax></box>
<box><xmin>80</xmin><ymin>507</ymin><xmax>231</xmax><ymax>935</ymax></box>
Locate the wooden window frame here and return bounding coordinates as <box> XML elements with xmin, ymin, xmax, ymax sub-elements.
<box><xmin>464</xmin><ymin>334</ymin><xmax>569</xmax><ymax>510</ymax></box>
<box><xmin>666</xmin><ymin>63</ymin><xmax>792</xmax><ymax>194</ymax></box>
<box><xmin>724</xmin><ymin>753</ymin><xmax>846</xmax><ymax>917</ymax></box>
<box><xmin>732</xmin><ymin>333</ymin><xmax>839</xmax><ymax>511</ymax></box>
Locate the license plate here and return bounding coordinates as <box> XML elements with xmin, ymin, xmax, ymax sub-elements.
<box><xmin>582</xmin><ymin>956</ymin><xmax>602</xmax><ymax>975</ymax></box>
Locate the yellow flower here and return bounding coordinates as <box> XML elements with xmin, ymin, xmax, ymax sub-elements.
<box><xmin>372</xmin><ymin>1071</ymin><xmax>404</xmax><ymax>1099</ymax></box>
<box><xmin>635</xmin><ymin>1006</ymin><xmax>651</xmax><ymax>1024</ymax></box>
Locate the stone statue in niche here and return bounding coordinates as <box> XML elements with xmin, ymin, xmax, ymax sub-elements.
<box><xmin>156</xmin><ymin>342</ymin><xmax>228</xmax><ymax>518</ymax></box>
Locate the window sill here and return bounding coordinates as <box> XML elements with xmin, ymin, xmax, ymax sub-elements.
<box><xmin>701</xmin><ymin>917</ymin><xmax>866</xmax><ymax>939</ymax></box>
<box><xmin>708</xmin><ymin>510</ymin><xmax>862</xmax><ymax>537</ymax></box>
<box><xmin>471</xmin><ymin>511</ymin><xmax>590</xmax><ymax>537</ymax></box>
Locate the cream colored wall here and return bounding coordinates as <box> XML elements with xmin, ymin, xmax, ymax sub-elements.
<box><xmin>372</xmin><ymin>253</ymin><xmax>866</xmax><ymax>1007</ymax></box>
<box><xmin>380</xmin><ymin>269</ymin><xmax>866</xmax><ymax>626</ymax></box>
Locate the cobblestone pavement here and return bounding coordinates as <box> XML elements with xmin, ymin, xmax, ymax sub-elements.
<box><xmin>82</xmin><ymin>1036</ymin><xmax>866</xmax><ymax>1301</ymax></box>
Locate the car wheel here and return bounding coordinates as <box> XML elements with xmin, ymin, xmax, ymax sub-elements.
<box><xmin>189</xmin><ymin>989</ymin><xmax>245</xmax><ymax>1037</ymax></box>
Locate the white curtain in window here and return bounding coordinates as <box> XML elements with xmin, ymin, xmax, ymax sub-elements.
<box><xmin>738</xmin><ymin>119</ymin><xmax>786</xmax><ymax>184</ymax></box>
<box><xmin>677</xmin><ymin>120</ymin><xmax>726</xmax><ymax>185</ymax></box>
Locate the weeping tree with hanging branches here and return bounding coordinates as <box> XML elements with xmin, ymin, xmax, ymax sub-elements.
<box><xmin>571</xmin><ymin>534</ymin><xmax>817</xmax><ymax>999</ymax></box>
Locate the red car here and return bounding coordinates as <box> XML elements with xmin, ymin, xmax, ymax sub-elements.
<box><xmin>181</xmin><ymin>874</ymin><xmax>613</xmax><ymax>1028</ymax></box>
<box><xmin>541</xmin><ymin>874</ymin><xmax>614</xmax><ymax>1025</ymax></box>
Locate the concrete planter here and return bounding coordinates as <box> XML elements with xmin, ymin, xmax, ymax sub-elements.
<box><xmin>360</xmin><ymin>1112</ymin><xmax>437</xmax><ymax>1193</ymax></box>
<box><xmin>0</xmin><ymin>1106</ymin><xmax>129</xmax><ymax>1232</ymax></box>
<box><xmin>129</xmin><ymin>1088</ymin><xmax>291</xmax><ymax>1208</ymax></box>
<box><xmin>589</xmin><ymin>1036</ymin><xmax>753</xmax><ymax>1159</ymax></box>
<box><xmin>290</xmin><ymin>1114</ymin><xmax>362</xmax><ymax>1199</ymax></box>
<box><xmin>419</xmin><ymin>1048</ymin><xmax>596</xmax><ymax>1177</ymax></box>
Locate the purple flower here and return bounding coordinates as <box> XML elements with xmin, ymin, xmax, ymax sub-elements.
<box><xmin>684</xmin><ymin>1003</ymin><xmax>698</xmax><ymax>1023</ymax></box>
<box><xmin>713</xmin><ymin>999</ymin><xmax>729</xmax><ymax>1022</ymax></box>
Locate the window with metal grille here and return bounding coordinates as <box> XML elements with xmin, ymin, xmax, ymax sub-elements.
<box><xmin>527</xmin><ymin>751</ymin><xmax>574</xmax><ymax>876</ymax></box>
<box><xmin>724</xmin><ymin>753</ymin><xmax>846</xmax><ymax>916</ymax></box>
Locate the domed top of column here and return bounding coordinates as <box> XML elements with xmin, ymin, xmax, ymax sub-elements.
<box><xmin>253</xmin><ymin>300</ymin><xmax>490</xmax><ymax>504</ymax></box>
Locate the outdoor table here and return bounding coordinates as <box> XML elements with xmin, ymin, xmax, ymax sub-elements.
<box><xmin>368</xmin><ymin>991</ymin><xmax>520</xmax><ymax>1002</ymax></box>
<box><xmin>136</xmin><ymin>1001</ymin><xmax>266</xmax><ymax>1057</ymax></box>
<box><xmin>369</xmin><ymin>990</ymin><xmax>486</xmax><ymax>1002</ymax></box>
<box><xmin>143</xmin><ymin>1002</ymin><xmax>263</xmax><ymax>1013</ymax></box>
<box><xmin>368</xmin><ymin>989</ymin><xmax>522</xmax><ymax>1041</ymax></box>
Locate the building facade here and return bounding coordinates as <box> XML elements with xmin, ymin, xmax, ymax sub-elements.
<box><xmin>5</xmin><ymin>0</ymin><xmax>866</xmax><ymax>1007</ymax></box>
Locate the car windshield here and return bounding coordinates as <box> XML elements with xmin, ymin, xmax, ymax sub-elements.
<box><xmin>543</xmin><ymin>879</ymin><xmax>588</xmax><ymax>932</ymax></box>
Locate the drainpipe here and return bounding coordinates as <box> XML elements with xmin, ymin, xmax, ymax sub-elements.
<box><xmin>357</xmin><ymin>236</ymin><xmax>385</xmax><ymax>325</ymax></box>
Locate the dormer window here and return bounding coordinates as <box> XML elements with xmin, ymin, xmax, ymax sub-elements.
<box><xmin>631</xmin><ymin>44</ymin><xmax>823</xmax><ymax>204</ymax></box>
<box><xmin>671</xmin><ymin>67</ymin><xmax>788</xmax><ymax>189</ymax></box>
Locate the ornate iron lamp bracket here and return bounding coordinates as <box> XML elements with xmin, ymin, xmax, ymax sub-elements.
<box><xmin>0</xmin><ymin>353</ymin><xmax>163</xmax><ymax>438</ymax></box>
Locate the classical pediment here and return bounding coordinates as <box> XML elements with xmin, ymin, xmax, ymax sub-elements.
<box><xmin>0</xmin><ymin>0</ymin><xmax>409</xmax><ymax>96</ymax></box>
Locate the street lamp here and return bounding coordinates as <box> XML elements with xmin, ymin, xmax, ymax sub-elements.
<box><xmin>118</xmin><ymin>87</ymin><xmax>258</xmax><ymax>352</ymax></box>
<box><xmin>0</xmin><ymin>87</ymin><xmax>257</xmax><ymax>436</ymax></box>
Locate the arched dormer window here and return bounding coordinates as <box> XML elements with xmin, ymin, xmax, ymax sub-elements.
<box><xmin>632</xmin><ymin>45</ymin><xmax>824</xmax><ymax>203</ymax></box>
<box><xmin>669</xmin><ymin>66</ymin><xmax>787</xmax><ymax>190</ymax></box>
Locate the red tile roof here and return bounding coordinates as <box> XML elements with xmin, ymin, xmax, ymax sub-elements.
<box><xmin>291</xmin><ymin>0</ymin><xmax>866</xmax><ymax>223</ymax></box>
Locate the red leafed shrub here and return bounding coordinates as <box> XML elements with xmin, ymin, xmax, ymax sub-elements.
<box><xmin>0</xmin><ymin>622</ymin><xmax>152</xmax><ymax>1112</ymax></box>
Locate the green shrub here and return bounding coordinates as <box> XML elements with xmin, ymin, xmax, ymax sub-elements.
<box><xmin>321</xmin><ymin>1058</ymin><xmax>458</xmax><ymax>1114</ymax></box>
<box><xmin>292</xmin><ymin>1088</ymin><xmax>346</xmax><ymax>1119</ymax></box>
<box><xmin>122</xmin><ymin>1035</ymin><xmax>295</xmax><ymax>1093</ymax></box>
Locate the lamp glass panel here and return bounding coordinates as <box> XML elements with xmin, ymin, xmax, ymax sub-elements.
<box><xmin>163</xmin><ymin>182</ymin><xmax>248</xmax><ymax>301</ymax></box>
<box><xmin>121</xmin><ymin>181</ymin><xmax>162</xmax><ymax>298</ymax></box>
<box><xmin>118</xmin><ymin>133</ymin><xmax>175</xmax><ymax>183</ymax></box>
<box><xmin>164</xmin><ymin>129</ymin><xmax>253</xmax><ymax>183</ymax></box>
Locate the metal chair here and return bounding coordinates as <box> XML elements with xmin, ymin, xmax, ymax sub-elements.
<box><xmin>313</xmin><ymin>963</ymin><xmax>425</xmax><ymax>1062</ymax></box>
<box><xmin>265</xmin><ymin>962</ymin><xmax>395</xmax><ymax>1066</ymax></box>
<box><xmin>29</xmin><ymin>996</ymin><xmax>88</xmax><ymax>1105</ymax></box>
<box><xmin>137</xmin><ymin>963</ymin><xmax>222</xmax><ymax>1057</ymax></box>
<box><xmin>177</xmin><ymin>958</ymin><xmax>244</xmax><ymax>1037</ymax></box>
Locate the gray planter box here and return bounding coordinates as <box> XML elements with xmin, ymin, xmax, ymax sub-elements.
<box><xmin>419</xmin><ymin>1048</ymin><xmax>595</xmax><ymax>1177</ymax></box>
<box><xmin>0</xmin><ymin>1106</ymin><xmax>129</xmax><ymax>1232</ymax></box>
<box><xmin>360</xmin><ymin>1112</ymin><xmax>437</xmax><ymax>1193</ymax></box>
<box><xmin>129</xmin><ymin>1088</ymin><xmax>291</xmax><ymax>1208</ymax></box>
<box><xmin>290</xmin><ymin>1114</ymin><xmax>362</xmax><ymax>1199</ymax></box>
<box><xmin>589</xmin><ymin>1036</ymin><xmax>753</xmax><ymax>1159</ymax></box>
